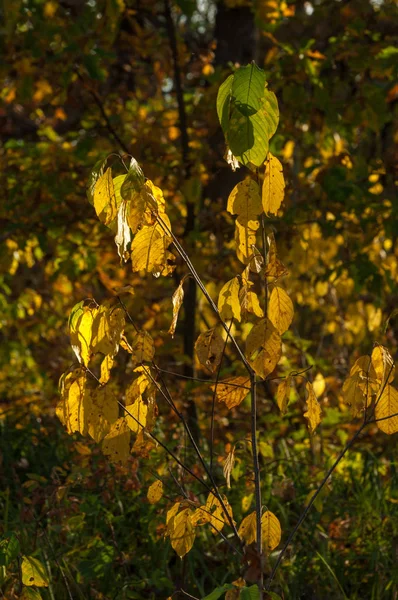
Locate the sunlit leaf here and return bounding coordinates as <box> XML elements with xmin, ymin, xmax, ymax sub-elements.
<box><xmin>115</xmin><ymin>200</ymin><xmax>131</xmax><ymax>262</ymax></box>
<box><xmin>265</xmin><ymin>233</ymin><xmax>288</xmax><ymax>278</ymax></box>
<box><xmin>375</xmin><ymin>385</ymin><xmax>398</xmax><ymax>435</ymax></box>
<box><xmin>268</xmin><ymin>286</ymin><xmax>294</xmax><ymax>334</ymax></box>
<box><xmin>130</xmin><ymin>330</ymin><xmax>155</xmax><ymax>365</ymax></box>
<box><xmin>262</xmin><ymin>153</ymin><xmax>285</xmax><ymax>216</ymax></box>
<box><xmin>131</xmin><ymin>222</ymin><xmax>175</xmax><ymax>277</ymax></box>
<box><xmin>87</xmin><ymin>385</ymin><xmax>119</xmax><ymax>442</ymax></box>
<box><xmin>125</xmin><ymin>395</ymin><xmax>148</xmax><ymax>433</ymax></box>
<box><xmin>217</xmin><ymin>64</ymin><xmax>279</xmax><ymax>167</ymax></box>
<box><xmin>371</xmin><ymin>344</ymin><xmax>395</xmax><ymax>391</ymax></box>
<box><xmin>238</xmin><ymin>511</ymin><xmax>256</xmax><ymax>545</ymax></box>
<box><xmin>223</xmin><ymin>447</ymin><xmax>235</xmax><ymax>489</ymax></box>
<box><xmin>304</xmin><ymin>381</ymin><xmax>322</xmax><ymax>434</ymax></box>
<box><xmin>169</xmin><ymin>508</ymin><xmax>196</xmax><ymax>557</ymax></box>
<box><xmin>93</xmin><ymin>167</ymin><xmax>118</xmax><ymax>226</ymax></box>
<box><xmin>102</xmin><ymin>418</ymin><xmax>131</xmax><ymax>463</ymax></box>
<box><xmin>91</xmin><ymin>306</ymin><xmax>125</xmax><ymax>358</ymax></box>
<box><xmin>218</xmin><ymin>277</ymin><xmax>241</xmax><ymax>322</ymax></box>
<box><xmin>21</xmin><ymin>556</ymin><xmax>49</xmax><ymax>587</ymax></box>
<box><xmin>261</xmin><ymin>510</ymin><xmax>281</xmax><ymax>552</ymax></box>
<box><xmin>68</xmin><ymin>302</ymin><xmax>97</xmax><ymax>367</ymax></box>
<box><xmin>276</xmin><ymin>376</ymin><xmax>292</xmax><ymax>414</ymax></box>
<box><xmin>56</xmin><ymin>369</ymin><xmax>90</xmax><ymax>436</ymax></box>
<box><xmin>212</xmin><ymin>376</ymin><xmax>250</xmax><ymax>409</ymax></box>
<box><xmin>169</xmin><ymin>278</ymin><xmax>185</xmax><ymax>337</ymax></box>
<box><xmin>195</xmin><ymin>328</ymin><xmax>225</xmax><ymax>373</ymax></box>
<box><xmin>147</xmin><ymin>480</ymin><xmax>164</xmax><ymax>504</ymax></box>
<box><xmin>245</xmin><ymin>317</ymin><xmax>281</xmax><ymax>379</ymax></box>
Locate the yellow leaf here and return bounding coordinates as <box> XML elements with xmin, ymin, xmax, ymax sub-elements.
<box><xmin>69</xmin><ymin>303</ymin><xmax>97</xmax><ymax>367</ymax></box>
<box><xmin>125</xmin><ymin>366</ymin><xmax>152</xmax><ymax>402</ymax></box>
<box><xmin>21</xmin><ymin>556</ymin><xmax>49</xmax><ymax>587</ymax></box>
<box><xmin>268</xmin><ymin>286</ymin><xmax>294</xmax><ymax>334</ymax></box>
<box><xmin>115</xmin><ymin>200</ymin><xmax>131</xmax><ymax>262</ymax></box>
<box><xmin>343</xmin><ymin>372</ymin><xmax>367</xmax><ymax>417</ymax></box>
<box><xmin>102</xmin><ymin>418</ymin><xmax>131</xmax><ymax>463</ymax></box>
<box><xmin>375</xmin><ymin>385</ymin><xmax>398</xmax><ymax>435</ymax></box>
<box><xmin>195</xmin><ymin>328</ymin><xmax>224</xmax><ymax>373</ymax></box>
<box><xmin>238</xmin><ymin>511</ymin><xmax>256</xmax><ymax>545</ymax></box>
<box><xmin>239</xmin><ymin>272</ymin><xmax>264</xmax><ymax>320</ymax></box>
<box><xmin>100</xmin><ymin>355</ymin><xmax>114</xmax><ymax>384</ymax></box>
<box><xmin>127</xmin><ymin>181</ymin><xmax>158</xmax><ymax>234</ymax></box>
<box><xmin>261</xmin><ymin>510</ymin><xmax>281</xmax><ymax>552</ymax></box>
<box><xmin>245</xmin><ymin>317</ymin><xmax>281</xmax><ymax>379</ymax></box>
<box><xmin>91</xmin><ymin>306</ymin><xmax>125</xmax><ymax>358</ymax></box>
<box><xmin>165</xmin><ymin>502</ymin><xmax>180</xmax><ymax>536</ymax></box>
<box><xmin>227</xmin><ymin>179</ymin><xmax>262</xmax><ymax>263</ymax></box>
<box><xmin>168</xmin><ymin>279</ymin><xmax>185</xmax><ymax>337</ymax></box>
<box><xmin>234</xmin><ymin>220</ymin><xmax>258</xmax><ymax>263</ymax></box>
<box><xmin>265</xmin><ymin>232</ymin><xmax>288</xmax><ymax>278</ymax></box>
<box><xmin>205</xmin><ymin>493</ymin><xmax>233</xmax><ymax>533</ymax></box>
<box><xmin>131</xmin><ymin>221</ymin><xmax>175</xmax><ymax>277</ymax></box>
<box><xmin>276</xmin><ymin>376</ymin><xmax>292</xmax><ymax>413</ymax></box>
<box><xmin>87</xmin><ymin>385</ymin><xmax>119</xmax><ymax>442</ymax></box>
<box><xmin>262</xmin><ymin>153</ymin><xmax>285</xmax><ymax>216</ymax></box>
<box><xmin>223</xmin><ymin>447</ymin><xmax>235</xmax><ymax>489</ymax></box>
<box><xmin>170</xmin><ymin>508</ymin><xmax>196</xmax><ymax>557</ymax></box>
<box><xmin>147</xmin><ymin>480</ymin><xmax>164</xmax><ymax>504</ymax></box>
<box><xmin>125</xmin><ymin>395</ymin><xmax>148</xmax><ymax>433</ymax></box>
<box><xmin>371</xmin><ymin>344</ymin><xmax>395</xmax><ymax>391</ymax></box>
<box><xmin>218</xmin><ymin>277</ymin><xmax>241</xmax><ymax>322</ymax></box>
<box><xmin>304</xmin><ymin>381</ymin><xmax>322</xmax><ymax>434</ymax></box>
<box><xmin>313</xmin><ymin>373</ymin><xmax>326</xmax><ymax>397</ymax></box>
<box><xmin>56</xmin><ymin>369</ymin><xmax>90</xmax><ymax>436</ymax></box>
<box><xmin>212</xmin><ymin>376</ymin><xmax>250</xmax><ymax>409</ymax></box>
<box><xmin>227</xmin><ymin>178</ymin><xmax>262</xmax><ymax>226</ymax></box>
<box><xmin>130</xmin><ymin>330</ymin><xmax>155</xmax><ymax>365</ymax></box>
<box><xmin>93</xmin><ymin>168</ymin><xmax>118</xmax><ymax>226</ymax></box>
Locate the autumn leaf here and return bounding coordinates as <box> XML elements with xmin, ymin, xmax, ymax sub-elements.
<box><xmin>265</xmin><ymin>232</ymin><xmax>288</xmax><ymax>278</ymax></box>
<box><xmin>68</xmin><ymin>302</ymin><xmax>97</xmax><ymax>367</ymax></box>
<box><xmin>91</xmin><ymin>306</ymin><xmax>125</xmax><ymax>358</ymax></box>
<box><xmin>165</xmin><ymin>502</ymin><xmax>180</xmax><ymax>537</ymax></box>
<box><xmin>169</xmin><ymin>508</ymin><xmax>196</xmax><ymax>557</ymax></box>
<box><xmin>223</xmin><ymin>447</ymin><xmax>235</xmax><ymax>489</ymax></box>
<box><xmin>93</xmin><ymin>167</ymin><xmax>118</xmax><ymax>226</ymax></box>
<box><xmin>102</xmin><ymin>418</ymin><xmax>131</xmax><ymax>463</ymax></box>
<box><xmin>56</xmin><ymin>368</ymin><xmax>90</xmax><ymax>436</ymax></box>
<box><xmin>87</xmin><ymin>384</ymin><xmax>119</xmax><ymax>442</ymax></box>
<box><xmin>195</xmin><ymin>328</ymin><xmax>225</xmax><ymax>373</ymax></box>
<box><xmin>120</xmin><ymin>156</ymin><xmax>145</xmax><ymax>202</ymax></box>
<box><xmin>268</xmin><ymin>286</ymin><xmax>294</xmax><ymax>334</ymax></box>
<box><xmin>147</xmin><ymin>480</ymin><xmax>164</xmax><ymax>504</ymax></box>
<box><xmin>375</xmin><ymin>385</ymin><xmax>398</xmax><ymax>435</ymax></box>
<box><xmin>371</xmin><ymin>344</ymin><xmax>395</xmax><ymax>391</ymax></box>
<box><xmin>212</xmin><ymin>376</ymin><xmax>250</xmax><ymax>409</ymax></box>
<box><xmin>304</xmin><ymin>381</ymin><xmax>322</xmax><ymax>434</ymax></box>
<box><xmin>125</xmin><ymin>395</ymin><xmax>148</xmax><ymax>433</ymax></box>
<box><xmin>100</xmin><ymin>355</ymin><xmax>114</xmax><ymax>384</ymax></box>
<box><xmin>227</xmin><ymin>179</ymin><xmax>262</xmax><ymax>264</ymax></box>
<box><xmin>238</xmin><ymin>512</ymin><xmax>257</xmax><ymax>545</ymax></box>
<box><xmin>245</xmin><ymin>317</ymin><xmax>281</xmax><ymax>379</ymax></box>
<box><xmin>21</xmin><ymin>556</ymin><xmax>49</xmax><ymax>587</ymax></box>
<box><xmin>261</xmin><ymin>510</ymin><xmax>282</xmax><ymax>552</ymax></box>
<box><xmin>262</xmin><ymin>153</ymin><xmax>285</xmax><ymax>216</ymax></box>
<box><xmin>127</xmin><ymin>181</ymin><xmax>158</xmax><ymax>234</ymax></box>
<box><xmin>129</xmin><ymin>330</ymin><xmax>155</xmax><ymax>365</ymax></box>
<box><xmin>276</xmin><ymin>376</ymin><xmax>292</xmax><ymax>414</ymax></box>
<box><xmin>115</xmin><ymin>200</ymin><xmax>131</xmax><ymax>262</ymax></box>
<box><xmin>218</xmin><ymin>277</ymin><xmax>241</xmax><ymax>321</ymax></box>
<box><xmin>169</xmin><ymin>278</ymin><xmax>185</xmax><ymax>337</ymax></box>
<box><xmin>131</xmin><ymin>221</ymin><xmax>175</xmax><ymax>277</ymax></box>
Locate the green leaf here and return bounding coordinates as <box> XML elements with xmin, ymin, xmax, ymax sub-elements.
<box><xmin>20</xmin><ymin>589</ymin><xmax>43</xmax><ymax>600</ymax></box>
<box><xmin>217</xmin><ymin>64</ymin><xmax>279</xmax><ymax>167</ymax></box>
<box><xmin>240</xmin><ymin>586</ymin><xmax>261</xmax><ymax>600</ymax></box>
<box><xmin>0</xmin><ymin>533</ymin><xmax>20</xmax><ymax>567</ymax></box>
<box><xmin>202</xmin><ymin>584</ymin><xmax>234</xmax><ymax>600</ymax></box>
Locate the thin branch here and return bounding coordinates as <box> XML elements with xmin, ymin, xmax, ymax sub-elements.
<box><xmin>251</xmin><ymin>372</ymin><xmax>263</xmax><ymax>598</ymax></box>
<box><xmin>210</xmin><ymin>320</ymin><xmax>233</xmax><ymax>475</ymax></box>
